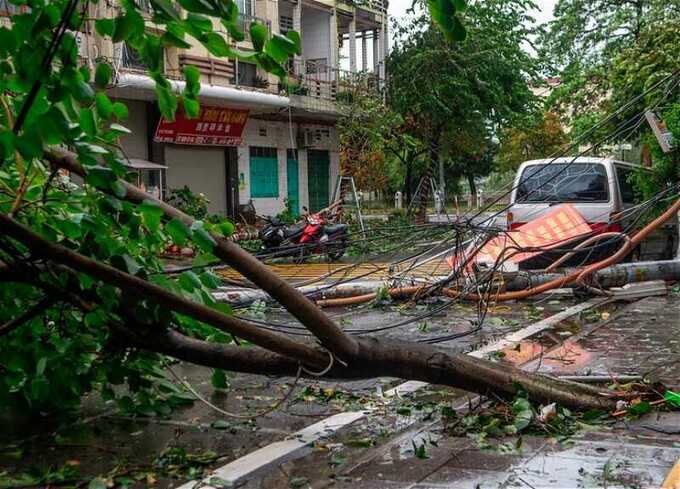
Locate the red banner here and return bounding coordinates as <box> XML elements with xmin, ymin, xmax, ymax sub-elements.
<box><xmin>154</xmin><ymin>106</ymin><xmax>249</xmax><ymax>146</ymax></box>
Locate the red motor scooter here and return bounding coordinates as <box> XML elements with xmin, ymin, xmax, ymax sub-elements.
<box><xmin>257</xmin><ymin>209</ymin><xmax>349</xmax><ymax>262</ymax></box>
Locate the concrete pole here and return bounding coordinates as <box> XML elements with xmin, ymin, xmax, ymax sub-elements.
<box><xmin>348</xmin><ymin>16</ymin><xmax>357</xmax><ymax>73</ymax></box>
<box><xmin>361</xmin><ymin>31</ymin><xmax>368</xmax><ymax>72</ymax></box>
<box><xmin>292</xmin><ymin>0</ymin><xmax>302</xmax><ymax>75</ymax></box>
<box><xmin>329</xmin><ymin>8</ymin><xmax>338</xmax><ymax>79</ymax></box>
<box><xmin>372</xmin><ymin>28</ymin><xmax>379</xmax><ymax>73</ymax></box>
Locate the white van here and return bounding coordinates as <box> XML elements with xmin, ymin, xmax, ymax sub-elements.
<box><xmin>507</xmin><ymin>157</ymin><xmax>677</xmax><ymax>262</ymax></box>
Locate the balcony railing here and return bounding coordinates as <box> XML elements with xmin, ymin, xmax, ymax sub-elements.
<box><xmin>284</xmin><ymin>58</ymin><xmax>383</xmax><ymax>103</ymax></box>
<box><xmin>342</xmin><ymin>0</ymin><xmax>387</xmax><ymax>13</ymax></box>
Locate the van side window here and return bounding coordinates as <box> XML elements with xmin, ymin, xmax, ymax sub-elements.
<box><xmin>615</xmin><ymin>166</ymin><xmax>637</xmax><ymax>204</ymax></box>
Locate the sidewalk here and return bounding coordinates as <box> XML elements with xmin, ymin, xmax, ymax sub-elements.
<box><xmin>248</xmin><ymin>295</ymin><xmax>680</xmax><ymax>489</ymax></box>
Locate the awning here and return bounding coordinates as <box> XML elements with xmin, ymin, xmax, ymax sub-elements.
<box><xmin>111</xmin><ymin>73</ymin><xmax>291</xmax><ymax>111</ymax></box>
<box><xmin>125</xmin><ymin>158</ymin><xmax>168</xmax><ymax>170</ymax></box>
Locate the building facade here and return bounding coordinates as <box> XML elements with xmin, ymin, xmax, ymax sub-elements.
<box><xmin>40</xmin><ymin>0</ymin><xmax>388</xmax><ymax>218</ymax></box>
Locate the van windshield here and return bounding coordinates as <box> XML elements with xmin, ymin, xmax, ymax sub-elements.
<box><xmin>516</xmin><ymin>163</ymin><xmax>609</xmax><ymax>203</ymax></box>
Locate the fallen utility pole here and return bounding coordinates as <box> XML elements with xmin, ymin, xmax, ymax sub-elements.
<box><xmin>505</xmin><ymin>259</ymin><xmax>680</xmax><ymax>290</ymax></box>
<box><xmin>214</xmin><ymin>259</ymin><xmax>680</xmax><ymax>306</ymax></box>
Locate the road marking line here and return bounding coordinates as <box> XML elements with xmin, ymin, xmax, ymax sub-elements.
<box><xmin>177</xmin><ymin>298</ymin><xmax>607</xmax><ymax>489</ymax></box>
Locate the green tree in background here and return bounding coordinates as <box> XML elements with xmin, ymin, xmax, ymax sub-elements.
<box><xmin>498</xmin><ymin>112</ymin><xmax>568</xmax><ymax>172</ymax></box>
<box><xmin>387</xmin><ymin>0</ymin><xmax>539</xmax><ymax>197</ymax></box>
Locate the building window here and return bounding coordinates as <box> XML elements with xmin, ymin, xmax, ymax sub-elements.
<box><xmin>250</xmin><ymin>147</ymin><xmax>279</xmax><ymax>198</ymax></box>
<box><xmin>279</xmin><ymin>15</ymin><xmax>293</xmax><ymax>33</ymax></box>
<box><xmin>235</xmin><ymin>62</ymin><xmax>258</xmax><ymax>87</ymax></box>
<box><xmin>121</xmin><ymin>43</ymin><xmax>164</xmax><ymax>71</ymax></box>
<box><xmin>236</xmin><ymin>0</ymin><xmax>255</xmax><ymax>16</ymax></box>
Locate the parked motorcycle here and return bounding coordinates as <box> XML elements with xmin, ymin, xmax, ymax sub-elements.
<box><xmin>257</xmin><ymin>210</ymin><xmax>349</xmax><ymax>262</ymax></box>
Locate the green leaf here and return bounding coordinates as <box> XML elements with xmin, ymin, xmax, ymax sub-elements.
<box><xmin>664</xmin><ymin>390</ymin><xmax>680</xmax><ymax>408</ymax></box>
<box><xmin>29</xmin><ymin>376</ymin><xmax>50</xmax><ymax>402</ymax></box>
<box><xmin>80</xmin><ymin>107</ymin><xmax>97</xmax><ymax>136</ymax></box>
<box><xmin>203</xmin><ymin>32</ymin><xmax>232</xmax><ymax>57</ymax></box>
<box><xmin>179</xmin><ymin>271</ymin><xmax>203</xmax><ymax>291</ymax></box>
<box><xmin>95</xmin><ymin>18</ymin><xmax>115</xmax><ymax>37</ymax></box>
<box><xmin>451</xmin><ymin>0</ymin><xmax>466</xmax><ymax>11</ymax></box>
<box><xmin>199</xmin><ymin>271</ymin><xmax>222</xmax><ymax>289</ymax></box>
<box><xmin>95</xmin><ymin>62</ymin><xmax>112</xmax><ymax>89</ymax></box>
<box><xmin>54</xmin><ymin>218</ymin><xmax>82</xmax><ymax>239</ymax></box>
<box><xmin>139</xmin><ymin>199</ymin><xmax>164</xmax><ymax>231</ymax></box>
<box><xmin>218</xmin><ymin>220</ymin><xmax>235</xmax><ymax>236</ymax></box>
<box><xmin>211</xmin><ymin>419</ymin><xmax>230</xmax><ymax>430</ymax></box>
<box><xmin>191</xmin><ymin>221</ymin><xmax>216</xmax><ymax>252</ymax></box>
<box><xmin>165</xmin><ymin>218</ymin><xmax>190</xmax><ymax>246</ymax></box>
<box><xmin>36</xmin><ymin>357</ymin><xmax>47</xmax><ymax>376</ymax></box>
<box><xmin>183</xmin><ymin>96</ymin><xmax>200</xmax><ymax>119</ymax></box>
<box><xmin>109</xmin><ymin>123</ymin><xmax>132</xmax><ymax>134</ymax></box>
<box><xmin>161</xmin><ymin>31</ymin><xmax>192</xmax><ymax>49</ymax></box>
<box><xmin>184</xmin><ymin>64</ymin><xmax>201</xmax><ymax>96</ymax></box>
<box><xmin>250</xmin><ymin>23</ymin><xmax>268</xmax><ymax>51</ymax></box>
<box><xmin>112</xmin><ymin>102</ymin><xmax>129</xmax><ymax>119</ymax></box>
<box><xmin>74</xmin><ymin>80</ymin><xmax>95</xmax><ymax>103</ymax></box>
<box><xmin>628</xmin><ymin>401</ymin><xmax>652</xmax><ymax>416</ymax></box>
<box><xmin>86</xmin><ymin>167</ymin><xmax>116</xmax><ymax>190</ymax></box>
<box><xmin>112</xmin><ymin>180</ymin><xmax>128</xmax><ymax>198</ymax></box>
<box><xmin>177</xmin><ymin>0</ymin><xmax>217</xmax><ymax>15</ymax></box>
<box><xmin>186</xmin><ymin>13</ymin><xmax>213</xmax><ymax>32</ymax></box>
<box><xmin>111</xmin><ymin>254</ymin><xmax>141</xmax><ymax>276</ymax></box>
<box><xmin>96</xmin><ymin>93</ymin><xmax>114</xmax><ymax>119</ymax></box>
<box><xmin>265</xmin><ymin>34</ymin><xmax>297</xmax><ymax>63</ymax></box>
<box><xmin>151</xmin><ymin>0</ymin><xmax>181</xmax><ymax>21</ymax></box>
<box><xmin>285</xmin><ymin>30</ymin><xmax>302</xmax><ymax>55</ymax></box>
<box><xmin>155</xmin><ymin>84</ymin><xmax>178</xmax><ymax>121</ymax></box>
<box><xmin>211</xmin><ymin>369</ymin><xmax>228</xmax><ymax>389</ymax></box>
<box><xmin>511</xmin><ymin>397</ymin><xmax>533</xmax><ymax>431</ymax></box>
<box><xmin>112</xmin><ymin>12</ymin><xmax>144</xmax><ymax>43</ymax></box>
<box><xmin>0</xmin><ymin>130</ymin><xmax>15</xmax><ymax>159</ymax></box>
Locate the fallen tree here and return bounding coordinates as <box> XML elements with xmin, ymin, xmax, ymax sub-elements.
<box><xmin>1</xmin><ymin>148</ymin><xmax>650</xmax><ymax>412</ymax></box>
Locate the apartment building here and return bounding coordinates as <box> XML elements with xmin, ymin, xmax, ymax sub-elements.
<box><xmin>19</xmin><ymin>0</ymin><xmax>387</xmax><ymax>218</ymax></box>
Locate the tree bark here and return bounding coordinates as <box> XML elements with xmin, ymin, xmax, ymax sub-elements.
<box><xmin>467</xmin><ymin>173</ymin><xmax>476</xmax><ymax>197</ymax></box>
<box><xmin>131</xmin><ymin>327</ymin><xmax>617</xmax><ymax>410</ymax></box>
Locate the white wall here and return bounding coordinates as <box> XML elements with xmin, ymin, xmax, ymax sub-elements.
<box><xmin>301</xmin><ymin>8</ymin><xmax>331</xmax><ymax>62</ymax></box>
<box><xmin>165</xmin><ymin>146</ymin><xmax>227</xmax><ymax>215</ymax></box>
<box><xmin>118</xmin><ymin>99</ymin><xmax>148</xmax><ymax>160</ymax></box>
<box><xmin>236</xmin><ymin>119</ymin><xmax>339</xmax><ymax>216</ymax></box>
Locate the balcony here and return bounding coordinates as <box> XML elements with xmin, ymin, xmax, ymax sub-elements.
<box><xmin>285</xmin><ymin>58</ymin><xmax>383</xmax><ymax>103</ymax></box>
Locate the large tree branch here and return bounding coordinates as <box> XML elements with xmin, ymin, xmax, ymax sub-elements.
<box><xmin>122</xmin><ymin>324</ymin><xmax>618</xmax><ymax>410</ymax></box>
<box><xmin>0</xmin><ymin>213</ymin><xmax>327</xmax><ymax>368</ymax></box>
<box><xmin>0</xmin><ymin>296</ymin><xmax>55</xmax><ymax>337</ymax></box>
<box><xmin>45</xmin><ymin>148</ymin><xmax>359</xmax><ymax>362</ymax></box>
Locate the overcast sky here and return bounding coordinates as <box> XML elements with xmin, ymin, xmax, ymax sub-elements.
<box><xmin>340</xmin><ymin>0</ymin><xmax>558</xmax><ymax>69</ymax></box>
<box><xmin>388</xmin><ymin>0</ymin><xmax>558</xmax><ymax>32</ymax></box>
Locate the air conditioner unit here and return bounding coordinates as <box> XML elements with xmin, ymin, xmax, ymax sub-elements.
<box><xmin>297</xmin><ymin>129</ymin><xmax>316</xmax><ymax>148</ymax></box>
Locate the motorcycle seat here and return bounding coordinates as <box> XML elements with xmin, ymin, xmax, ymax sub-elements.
<box><xmin>284</xmin><ymin>224</ymin><xmax>305</xmax><ymax>238</ymax></box>
<box><xmin>324</xmin><ymin>223</ymin><xmax>348</xmax><ymax>234</ymax></box>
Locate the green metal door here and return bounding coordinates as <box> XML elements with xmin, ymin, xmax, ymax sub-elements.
<box><xmin>307</xmin><ymin>150</ymin><xmax>329</xmax><ymax>212</ymax></box>
<box><xmin>286</xmin><ymin>150</ymin><xmax>299</xmax><ymax>216</ymax></box>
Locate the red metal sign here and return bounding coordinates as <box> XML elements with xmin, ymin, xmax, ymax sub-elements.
<box><xmin>154</xmin><ymin>106</ymin><xmax>249</xmax><ymax>146</ymax></box>
<box><xmin>447</xmin><ymin>204</ymin><xmax>593</xmax><ymax>269</ymax></box>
